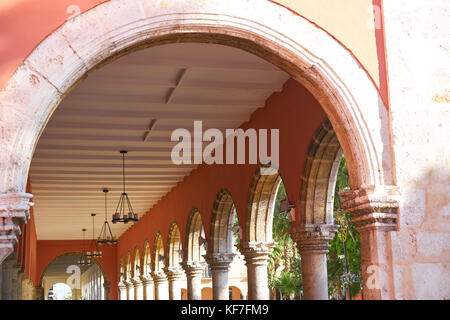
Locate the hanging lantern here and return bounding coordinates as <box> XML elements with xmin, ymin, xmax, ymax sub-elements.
<box><xmin>97</xmin><ymin>188</ymin><xmax>118</xmax><ymax>245</ymax></box>
<box><xmin>77</xmin><ymin>228</ymin><xmax>91</xmax><ymax>266</ymax></box>
<box><xmin>112</xmin><ymin>150</ymin><xmax>139</xmax><ymax>224</ymax></box>
<box><xmin>87</xmin><ymin>213</ymin><xmax>102</xmax><ymax>258</ymax></box>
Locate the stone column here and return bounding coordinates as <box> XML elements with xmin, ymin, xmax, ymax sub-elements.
<box><xmin>103</xmin><ymin>280</ymin><xmax>110</xmax><ymax>300</ymax></box>
<box><xmin>16</xmin><ymin>268</ymin><xmax>24</xmax><ymax>300</ymax></box>
<box><xmin>165</xmin><ymin>266</ymin><xmax>185</xmax><ymax>300</ymax></box>
<box><xmin>11</xmin><ymin>264</ymin><xmax>22</xmax><ymax>300</ymax></box>
<box><xmin>132</xmin><ymin>277</ymin><xmax>144</xmax><ymax>300</ymax></box>
<box><xmin>35</xmin><ymin>286</ymin><xmax>44</xmax><ymax>300</ymax></box>
<box><xmin>290</xmin><ymin>224</ymin><xmax>338</xmax><ymax>300</ymax></box>
<box><xmin>240</xmin><ymin>242</ymin><xmax>274</xmax><ymax>300</ymax></box>
<box><xmin>118</xmin><ymin>281</ymin><xmax>127</xmax><ymax>300</ymax></box>
<box><xmin>182</xmin><ymin>261</ymin><xmax>204</xmax><ymax>300</ymax></box>
<box><xmin>0</xmin><ymin>193</ymin><xmax>33</xmax><ymax>264</ymax></box>
<box><xmin>340</xmin><ymin>185</ymin><xmax>400</xmax><ymax>300</ymax></box>
<box><xmin>1</xmin><ymin>255</ymin><xmax>15</xmax><ymax>300</ymax></box>
<box><xmin>151</xmin><ymin>271</ymin><xmax>169</xmax><ymax>300</ymax></box>
<box><xmin>204</xmin><ymin>253</ymin><xmax>235</xmax><ymax>300</ymax></box>
<box><xmin>125</xmin><ymin>279</ymin><xmax>134</xmax><ymax>300</ymax></box>
<box><xmin>140</xmin><ymin>275</ymin><xmax>154</xmax><ymax>300</ymax></box>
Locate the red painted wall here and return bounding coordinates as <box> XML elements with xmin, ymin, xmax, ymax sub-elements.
<box><xmin>36</xmin><ymin>240</ymin><xmax>118</xmax><ymax>300</ymax></box>
<box><xmin>117</xmin><ymin>78</ymin><xmax>327</xmax><ymax>269</ymax></box>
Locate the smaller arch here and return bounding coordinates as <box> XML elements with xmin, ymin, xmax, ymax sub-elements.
<box><xmin>298</xmin><ymin>119</ymin><xmax>342</xmax><ymax>225</ymax></box>
<box><xmin>142</xmin><ymin>240</ymin><xmax>151</xmax><ymax>276</ymax></box>
<box><xmin>185</xmin><ymin>208</ymin><xmax>206</xmax><ymax>262</ymax></box>
<box><xmin>119</xmin><ymin>257</ymin><xmax>124</xmax><ymax>283</ymax></box>
<box><xmin>39</xmin><ymin>252</ymin><xmax>108</xmax><ymax>288</ymax></box>
<box><xmin>245</xmin><ymin>166</ymin><xmax>282</xmax><ymax>243</ymax></box>
<box><xmin>153</xmin><ymin>232</ymin><xmax>165</xmax><ymax>272</ymax></box>
<box><xmin>167</xmin><ymin>221</ymin><xmax>182</xmax><ymax>267</ymax></box>
<box><xmin>209</xmin><ymin>188</ymin><xmax>238</xmax><ymax>254</ymax></box>
<box><xmin>133</xmin><ymin>246</ymin><xmax>141</xmax><ymax>279</ymax></box>
<box><xmin>125</xmin><ymin>251</ymin><xmax>132</xmax><ymax>282</ymax></box>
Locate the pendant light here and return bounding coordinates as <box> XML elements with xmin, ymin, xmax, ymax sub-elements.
<box><xmin>97</xmin><ymin>188</ymin><xmax>118</xmax><ymax>244</ymax></box>
<box><xmin>78</xmin><ymin>228</ymin><xmax>91</xmax><ymax>266</ymax></box>
<box><xmin>112</xmin><ymin>150</ymin><xmax>139</xmax><ymax>224</ymax></box>
<box><xmin>87</xmin><ymin>213</ymin><xmax>102</xmax><ymax>258</ymax></box>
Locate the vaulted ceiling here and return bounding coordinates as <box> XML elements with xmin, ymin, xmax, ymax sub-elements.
<box><xmin>30</xmin><ymin>43</ymin><xmax>290</xmax><ymax>240</ymax></box>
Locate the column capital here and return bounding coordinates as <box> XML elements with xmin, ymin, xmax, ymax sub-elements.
<box><xmin>289</xmin><ymin>224</ymin><xmax>338</xmax><ymax>254</ymax></box>
<box><xmin>164</xmin><ymin>266</ymin><xmax>185</xmax><ymax>280</ymax></box>
<box><xmin>239</xmin><ymin>241</ymin><xmax>274</xmax><ymax>265</ymax></box>
<box><xmin>131</xmin><ymin>277</ymin><xmax>143</xmax><ymax>286</ymax></box>
<box><xmin>151</xmin><ymin>270</ymin><xmax>168</xmax><ymax>282</ymax></box>
<box><xmin>0</xmin><ymin>192</ymin><xmax>33</xmax><ymax>262</ymax></box>
<box><xmin>203</xmin><ymin>253</ymin><xmax>235</xmax><ymax>270</ymax></box>
<box><xmin>339</xmin><ymin>184</ymin><xmax>400</xmax><ymax>231</ymax></box>
<box><xmin>181</xmin><ymin>261</ymin><xmax>205</xmax><ymax>276</ymax></box>
<box><xmin>118</xmin><ymin>281</ymin><xmax>127</xmax><ymax>289</ymax></box>
<box><xmin>139</xmin><ymin>274</ymin><xmax>154</xmax><ymax>284</ymax></box>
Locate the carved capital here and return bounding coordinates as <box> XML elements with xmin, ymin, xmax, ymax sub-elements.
<box><xmin>151</xmin><ymin>270</ymin><xmax>168</xmax><ymax>282</ymax></box>
<box><xmin>289</xmin><ymin>224</ymin><xmax>338</xmax><ymax>254</ymax></box>
<box><xmin>0</xmin><ymin>193</ymin><xmax>33</xmax><ymax>260</ymax></box>
<box><xmin>139</xmin><ymin>274</ymin><xmax>154</xmax><ymax>284</ymax></box>
<box><xmin>181</xmin><ymin>261</ymin><xmax>205</xmax><ymax>276</ymax></box>
<box><xmin>203</xmin><ymin>253</ymin><xmax>235</xmax><ymax>271</ymax></box>
<box><xmin>339</xmin><ymin>185</ymin><xmax>400</xmax><ymax>231</ymax></box>
<box><xmin>239</xmin><ymin>241</ymin><xmax>274</xmax><ymax>265</ymax></box>
<box><xmin>164</xmin><ymin>266</ymin><xmax>185</xmax><ymax>280</ymax></box>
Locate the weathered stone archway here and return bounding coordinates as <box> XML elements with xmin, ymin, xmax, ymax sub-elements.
<box><xmin>0</xmin><ymin>0</ymin><xmax>400</xmax><ymax>299</ymax></box>
<box><xmin>205</xmin><ymin>188</ymin><xmax>237</xmax><ymax>300</ymax></box>
<box><xmin>183</xmin><ymin>208</ymin><xmax>206</xmax><ymax>300</ymax></box>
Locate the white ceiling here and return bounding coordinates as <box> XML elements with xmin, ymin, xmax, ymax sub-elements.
<box><xmin>30</xmin><ymin>43</ymin><xmax>290</xmax><ymax>240</ymax></box>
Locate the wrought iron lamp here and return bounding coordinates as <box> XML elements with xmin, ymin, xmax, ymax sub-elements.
<box><xmin>87</xmin><ymin>213</ymin><xmax>102</xmax><ymax>258</ymax></box>
<box><xmin>112</xmin><ymin>150</ymin><xmax>139</xmax><ymax>224</ymax></box>
<box><xmin>77</xmin><ymin>228</ymin><xmax>91</xmax><ymax>266</ymax></box>
<box><xmin>97</xmin><ymin>188</ymin><xmax>118</xmax><ymax>245</ymax></box>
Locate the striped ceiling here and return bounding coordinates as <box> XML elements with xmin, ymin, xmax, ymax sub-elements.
<box><xmin>30</xmin><ymin>43</ymin><xmax>290</xmax><ymax>240</ymax></box>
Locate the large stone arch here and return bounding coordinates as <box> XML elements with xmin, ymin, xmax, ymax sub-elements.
<box><xmin>142</xmin><ymin>240</ymin><xmax>151</xmax><ymax>277</ymax></box>
<box><xmin>184</xmin><ymin>208</ymin><xmax>206</xmax><ymax>263</ymax></box>
<box><xmin>298</xmin><ymin>119</ymin><xmax>343</xmax><ymax>225</ymax></box>
<box><xmin>166</xmin><ymin>221</ymin><xmax>182</xmax><ymax>268</ymax></box>
<box><xmin>133</xmin><ymin>246</ymin><xmax>141</xmax><ymax>279</ymax></box>
<box><xmin>209</xmin><ymin>188</ymin><xmax>237</xmax><ymax>254</ymax></box>
<box><xmin>153</xmin><ymin>232</ymin><xmax>165</xmax><ymax>272</ymax></box>
<box><xmin>245</xmin><ymin>166</ymin><xmax>282</xmax><ymax>244</ymax></box>
<box><xmin>0</xmin><ymin>0</ymin><xmax>396</xmax><ymax>263</ymax></box>
<box><xmin>0</xmin><ymin>0</ymin><xmax>394</xmax><ymax>192</ymax></box>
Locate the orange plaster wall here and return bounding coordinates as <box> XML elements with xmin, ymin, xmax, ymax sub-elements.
<box><xmin>0</xmin><ymin>0</ymin><xmax>386</xmax><ymax>103</ymax></box>
<box><xmin>36</xmin><ymin>240</ymin><xmax>118</xmax><ymax>300</ymax></box>
<box><xmin>117</xmin><ymin>78</ymin><xmax>327</xmax><ymax>268</ymax></box>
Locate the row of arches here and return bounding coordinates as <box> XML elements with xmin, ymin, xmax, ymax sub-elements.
<box><xmin>117</xmin><ymin>119</ymin><xmax>345</xmax><ymax>300</ymax></box>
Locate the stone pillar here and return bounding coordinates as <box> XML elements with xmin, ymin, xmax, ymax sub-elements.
<box><xmin>35</xmin><ymin>286</ymin><xmax>44</xmax><ymax>300</ymax></box>
<box><xmin>0</xmin><ymin>193</ymin><xmax>33</xmax><ymax>264</ymax></box>
<box><xmin>16</xmin><ymin>268</ymin><xmax>24</xmax><ymax>300</ymax></box>
<box><xmin>140</xmin><ymin>275</ymin><xmax>154</xmax><ymax>300</ymax></box>
<box><xmin>340</xmin><ymin>185</ymin><xmax>400</xmax><ymax>300</ymax></box>
<box><xmin>165</xmin><ymin>266</ymin><xmax>185</xmax><ymax>300</ymax></box>
<box><xmin>10</xmin><ymin>264</ymin><xmax>22</xmax><ymax>300</ymax></box>
<box><xmin>151</xmin><ymin>271</ymin><xmax>169</xmax><ymax>300</ymax></box>
<box><xmin>103</xmin><ymin>280</ymin><xmax>110</xmax><ymax>300</ymax></box>
<box><xmin>118</xmin><ymin>281</ymin><xmax>127</xmax><ymax>300</ymax></box>
<box><xmin>289</xmin><ymin>224</ymin><xmax>338</xmax><ymax>300</ymax></box>
<box><xmin>0</xmin><ymin>262</ymin><xmax>2</xmax><ymax>300</ymax></box>
<box><xmin>125</xmin><ymin>279</ymin><xmax>134</xmax><ymax>300</ymax></box>
<box><xmin>132</xmin><ymin>277</ymin><xmax>144</xmax><ymax>300</ymax></box>
<box><xmin>240</xmin><ymin>242</ymin><xmax>274</xmax><ymax>300</ymax></box>
<box><xmin>1</xmin><ymin>255</ymin><xmax>15</xmax><ymax>300</ymax></box>
<box><xmin>204</xmin><ymin>253</ymin><xmax>235</xmax><ymax>300</ymax></box>
<box><xmin>182</xmin><ymin>261</ymin><xmax>204</xmax><ymax>300</ymax></box>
